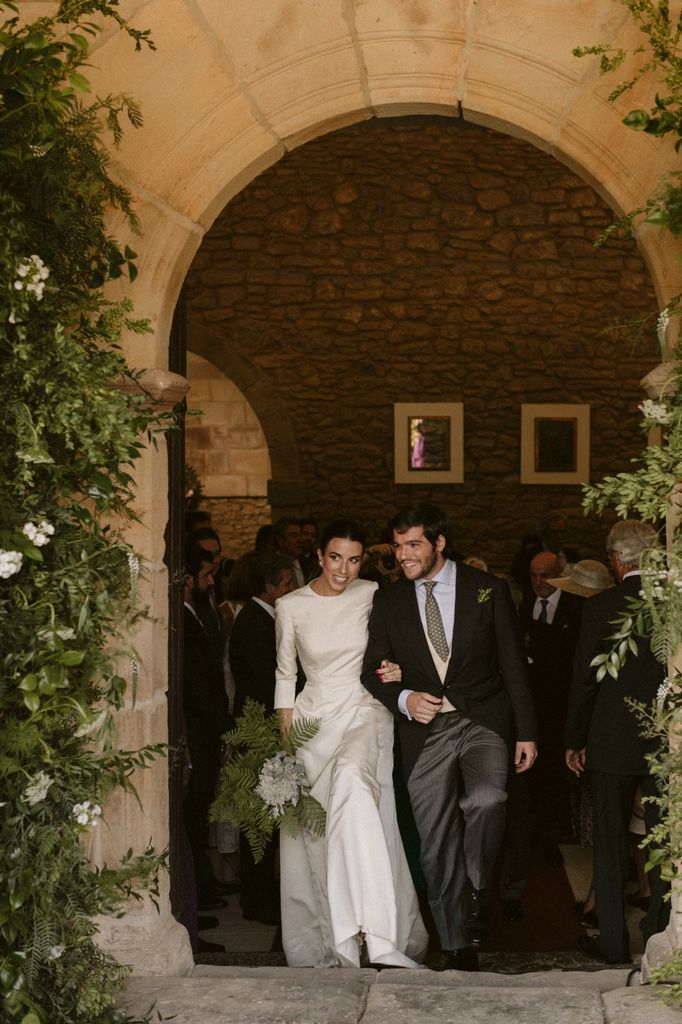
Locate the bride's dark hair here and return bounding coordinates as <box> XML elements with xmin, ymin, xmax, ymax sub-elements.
<box><xmin>319</xmin><ymin>518</ymin><xmax>366</xmax><ymax>553</ymax></box>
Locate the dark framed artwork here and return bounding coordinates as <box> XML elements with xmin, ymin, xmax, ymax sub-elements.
<box><xmin>520</xmin><ymin>404</ymin><xmax>590</xmax><ymax>484</ymax></box>
<box><xmin>394</xmin><ymin>403</ymin><xmax>463</xmax><ymax>484</ymax></box>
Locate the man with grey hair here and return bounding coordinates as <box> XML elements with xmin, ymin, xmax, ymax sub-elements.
<box><xmin>565</xmin><ymin>519</ymin><xmax>669</xmax><ymax>964</ymax></box>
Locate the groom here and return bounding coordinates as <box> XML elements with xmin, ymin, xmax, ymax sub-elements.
<box><xmin>361</xmin><ymin>503</ymin><xmax>537</xmax><ymax>971</ymax></box>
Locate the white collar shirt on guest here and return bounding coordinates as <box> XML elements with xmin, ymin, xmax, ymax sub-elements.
<box><xmin>532</xmin><ymin>587</ymin><xmax>561</xmax><ymax>624</ymax></box>
<box><xmin>252</xmin><ymin>596</ymin><xmax>275</xmax><ymax>619</ymax></box>
<box><xmin>414</xmin><ymin>558</ymin><xmax>456</xmax><ymax>643</ymax></box>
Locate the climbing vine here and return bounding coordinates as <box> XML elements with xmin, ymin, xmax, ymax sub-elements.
<box><xmin>576</xmin><ymin>0</ymin><xmax>682</xmax><ymax>997</ymax></box>
<box><xmin>0</xmin><ymin>3</ymin><xmax>167</xmax><ymax>1022</ymax></box>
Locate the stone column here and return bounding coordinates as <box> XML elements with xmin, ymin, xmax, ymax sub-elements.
<box><xmin>640</xmin><ymin>363</ymin><xmax>682</xmax><ymax>979</ymax></box>
<box><xmin>91</xmin><ymin>371</ymin><xmax>194</xmax><ymax>976</ymax></box>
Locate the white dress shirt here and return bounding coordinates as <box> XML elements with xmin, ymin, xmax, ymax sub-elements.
<box><xmin>399</xmin><ymin>559</ymin><xmax>457</xmax><ymax>718</ymax></box>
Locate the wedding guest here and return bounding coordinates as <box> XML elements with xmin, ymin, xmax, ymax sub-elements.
<box><xmin>299</xmin><ymin>517</ymin><xmax>320</xmax><ymax>582</ymax></box>
<box><xmin>511</xmin><ymin>511</ymin><xmax>580</xmax><ymax>598</ymax></box>
<box><xmin>273</xmin><ymin>517</ymin><xmax>305</xmax><ymax>588</ymax></box>
<box><xmin>229</xmin><ymin>551</ymin><xmax>294</xmax><ymax>925</ymax></box>
<box><xmin>183</xmin><ymin>541</ymin><xmax>232</xmax><ymax>911</ymax></box>
<box><xmin>566</xmin><ymin>521</ymin><xmax>669</xmax><ymax>964</ymax></box>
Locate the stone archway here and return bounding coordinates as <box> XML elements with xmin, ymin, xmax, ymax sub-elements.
<box><xmin>186</xmin><ymin>322</ymin><xmax>304</xmax><ymax>516</ymax></box>
<box><xmin>85</xmin><ymin>1</ymin><xmax>682</xmax><ymax>974</ymax></box>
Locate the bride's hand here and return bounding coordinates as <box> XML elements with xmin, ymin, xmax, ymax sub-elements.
<box><xmin>375</xmin><ymin>659</ymin><xmax>402</xmax><ymax>684</ymax></box>
<box><xmin>278</xmin><ymin>707</ymin><xmax>293</xmax><ymax>739</ymax></box>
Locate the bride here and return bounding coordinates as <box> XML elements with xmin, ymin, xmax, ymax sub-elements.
<box><xmin>274</xmin><ymin>518</ymin><xmax>428</xmax><ymax>968</ymax></box>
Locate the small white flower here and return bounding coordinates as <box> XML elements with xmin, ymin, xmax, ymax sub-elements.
<box><xmin>47</xmin><ymin>945</ymin><xmax>64</xmax><ymax>960</ymax></box>
<box><xmin>13</xmin><ymin>255</ymin><xmax>49</xmax><ymax>301</ymax></box>
<box><xmin>22</xmin><ymin>520</ymin><xmax>53</xmax><ymax>547</ymax></box>
<box><xmin>24</xmin><ymin>771</ymin><xmax>53</xmax><ymax>806</ymax></box>
<box><xmin>639</xmin><ymin>399</ymin><xmax>671</xmax><ymax>426</ymax></box>
<box><xmin>0</xmin><ymin>549</ymin><xmax>23</xmax><ymax>579</ymax></box>
<box><xmin>8</xmin><ymin>311</ymin><xmax>16</xmax><ymax>324</ymax></box>
<box><xmin>72</xmin><ymin>800</ymin><xmax>101</xmax><ymax>827</ymax></box>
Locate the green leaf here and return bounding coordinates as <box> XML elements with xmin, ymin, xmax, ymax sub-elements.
<box><xmin>58</xmin><ymin>650</ymin><xmax>85</xmax><ymax>666</ymax></box>
<box><xmin>23</xmin><ymin>692</ymin><xmax>40</xmax><ymax>713</ymax></box>
<box><xmin>18</xmin><ymin>674</ymin><xmax>38</xmax><ymax>692</ymax></box>
<box><xmin>623</xmin><ymin>109</ymin><xmax>650</xmax><ymax>130</ymax></box>
<box><xmin>69</xmin><ymin>71</ymin><xmax>90</xmax><ymax>92</ymax></box>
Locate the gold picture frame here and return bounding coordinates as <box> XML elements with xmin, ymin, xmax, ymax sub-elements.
<box><xmin>520</xmin><ymin>403</ymin><xmax>590</xmax><ymax>484</ymax></box>
<box><xmin>394</xmin><ymin>403</ymin><xmax>464</xmax><ymax>484</ymax></box>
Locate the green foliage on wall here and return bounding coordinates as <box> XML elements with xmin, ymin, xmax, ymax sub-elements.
<box><xmin>577</xmin><ymin>0</ymin><xmax>682</xmax><ymax>998</ymax></box>
<box><xmin>0</xmin><ymin>3</ymin><xmax>166</xmax><ymax>1021</ymax></box>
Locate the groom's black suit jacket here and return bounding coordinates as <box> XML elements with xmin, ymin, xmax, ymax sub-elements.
<box><xmin>361</xmin><ymin>562</ymin><xmax>537</xmax><ymax>779</ymax></box>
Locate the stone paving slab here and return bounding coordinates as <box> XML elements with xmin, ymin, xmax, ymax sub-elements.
<box><xmin>603</xmin><ymin>986</ymin><xmax>682</xmax><ymax>1024</ymax></box>
<box><xmin>373</xmin><ymin>967</ymin><xmax>633</xmax><ymax>992</ymax></box>
<box><xmin>362</xmin><ymin>983</ymin><xmax>603</xmax><ymax>1024</ymax></box>
<box><xmin>119</xmin><ymin>972</ymin><xmax>373</xmax><ymax>1024</ymax></box>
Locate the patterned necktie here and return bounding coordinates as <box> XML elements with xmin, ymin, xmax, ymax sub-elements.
<box><xmin>423</xmin><ymin>580</ymin><xmax>450</xmax><ymax>661</ymax></box>
<box><xmin>538</xmin><ymin>598</ymin><xmax>548</xmax><ymax>624</ymax></box>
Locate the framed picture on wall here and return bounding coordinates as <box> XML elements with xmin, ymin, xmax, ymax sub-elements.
<box><xmin>394</xmin><ymin>403</ymin><xmax>464</xmax><ymax>484</ymax></box>
<box><xmin>520</xmin><ymin>403</ymin><xmax>590</xmax><ymax>484</ymax></box>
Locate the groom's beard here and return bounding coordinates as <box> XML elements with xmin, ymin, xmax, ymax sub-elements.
<box><xmin>401</xmin><ymin>547</ymin><xmax>438</xmax><ymax>580</ymax></box>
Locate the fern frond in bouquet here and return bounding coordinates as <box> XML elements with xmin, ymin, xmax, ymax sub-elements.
<box><xmin>210</xmin><ymin>698</ymin><xmax>326</xmax><ymax>862</ymax></box>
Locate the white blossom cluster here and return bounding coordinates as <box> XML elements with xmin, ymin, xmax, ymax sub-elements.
<box><xmin>13</xmin><ymin>254</ymin><xmax>49</xmax><ymax>299</ymax></box>
<box><xmin>256</xmin><ymin>752</ymin><xmax>307</xmax><ymax>819</ymax></box>
<box><xmin>47</xmin><ymin>945</ymin><xmax>64</xmax><ymax>960</ymax></box>
<box><xmin>24</xmin><ymin>770</ymin><xmax>53</xmax><ymax>806</ymax></box>
<box><xmin>657</xmin><ymin>307</ymin><xmax>670</xmax><ymax>351</ymax></box>
<box><xmin>72</xmin><ymin>800</ymin><xmax>102</xmax><ymax>827</ymax></box>
<box><xmin>642</xmin><ymin>567</ymin><xmax>682</xmax><ymax>600</ymax></box>
<box><xmin>0</xmin><ymin>549</ymin><xmax>22</xmax><ymax>578</ymax></box>
<box><xmin>638</xmin><ymin>399</ymin><xmax>672</xmax><ymax>425</ymax></box>
<box><xmin>127</xmin><ymin>551</ymin><xmax>140</xmax><ymax>588</ymax></box>
<box><xmin>658</xmin><ymin>679</ymin><xmax>672</xmax><ymax>709</ymax></box>
<box><xmin>22</xmin><ymin>519</ymin><xmax>54</xmax><ymax>547</ymax></box>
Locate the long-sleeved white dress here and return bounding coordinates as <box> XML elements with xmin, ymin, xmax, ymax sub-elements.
<box><xmin>274</xmin><ymin>578</ymin><xmax>428</xmax><ymax>968</ymax></box>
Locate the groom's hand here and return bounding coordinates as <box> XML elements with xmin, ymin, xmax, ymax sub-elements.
<box><xmin>406</xmin><ymin>692</ymin><xmax>442</xmax><ymax>724</ymax></box>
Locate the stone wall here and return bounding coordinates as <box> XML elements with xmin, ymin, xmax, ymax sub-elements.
<box><xmin>185</xmin><ymin>352</ymin><xmax>270</xmax><ymax>498</ymax></box>
<box><xmin>185</xmin><ymin>116</ymin><xmax>659</xmax><ymax>573</ymax></box>
<box><xmin>199</xmin><ymin>496</ymin><xmax>271</xmax><ymax>559</ymax></box>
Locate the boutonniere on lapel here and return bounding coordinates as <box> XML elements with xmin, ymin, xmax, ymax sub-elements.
<box><xmin>477</xmin><ymin>587</ymin><xmax>492</xmax><ymax>605</ymax></box>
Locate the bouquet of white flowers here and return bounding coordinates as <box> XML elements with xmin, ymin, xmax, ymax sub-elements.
<box><xmin>210</xmin><ymin>699</ymin><xmax>326</xmax><ymax>862</ymax></box>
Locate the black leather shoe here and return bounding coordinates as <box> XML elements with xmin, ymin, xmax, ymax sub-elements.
<box><xmin>197</xmin><ymin>915</ymin><xmax>219</xmax><ymax>930</ymax></box>
<box><xmin>442</xmin><ymin>947</ymin><xmax>479</xmax><ymax>972</ymax></box>
<box><xmin>210</xmin><ymin>879</ymin><xmax>240</xmax><ymax>896</ymax></box>
<box><xmin>502</xmin><ymin>899</ymin><xmax>524</xmax><ymax>922</ymax></box>
<box><xmin>577</xmin><ymin>934</ymin><xmax>627</xmax><ymax>964</ymax></box>
<box><xmin>242</xmin><ymin>906</ymin><xmax>281</xmax><ymax>926</ymax></box>
<box><xmin>197</xmin><ymin>896</ymin><xmax>228</xmax><ymax>911</ymax></box>
<box><xmin>465</xmin><ymin>887</ymin><xmax>490</xmax><ymax>943</ymax></box>
<box><xmin>197</xmin><ymin>937</ymin><xmax>226</xmax><ymax>953</ymax></box>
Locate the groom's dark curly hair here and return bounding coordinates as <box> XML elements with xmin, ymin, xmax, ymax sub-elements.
<box><xmin>390</xmin><ymin>503</ymin><xmax>453</xmax><ymax>552</ymax></box>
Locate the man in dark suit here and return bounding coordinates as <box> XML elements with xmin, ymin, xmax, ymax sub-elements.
<box><xmin>361</xmin><ymin>503</ymin><xmax>537</xmax><ymax>971</ymax></box>
<box><xmin>229</xmin><ymin>551</ymin><xmax>293</xmax><ymax>923</ymax></box>
<box><xmin>511</xmin><ymin>511</ymin><xmax>580</xmax><ymax>599</ymax></box>
<box><xmin>521</xmin><ymin>552</ymin><xmax>584</xmax><ymax>851</ymax></box>
<box><xmin>499</xmin><ymin>552</ymin><xmax>584</xmax><ymax>920</ymax></box>
<box><xmin>183</xmin><ymin>541</ymin><xmax>232</xmax><ymax>910</ymax></box>
<box><xmin>565</xmin><ymin>520</ymin><xmax>669</xmax><ymax>964</ymax></box>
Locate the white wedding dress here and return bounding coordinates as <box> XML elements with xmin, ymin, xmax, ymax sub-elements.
<box><xmin>274</xmin><ymin>578</ymin><xmax>428</xmax><ymax>968</ymax></box>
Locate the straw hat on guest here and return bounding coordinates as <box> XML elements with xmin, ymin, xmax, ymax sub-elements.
<box><xmin>548</xmin><ymin>559</ymin><xmax>614</xmax><ymax>598</ymax></box>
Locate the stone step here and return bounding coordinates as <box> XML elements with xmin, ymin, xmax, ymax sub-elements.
<box><xmin>119</xmin><ymin>967</ymin><xmax>678</xmax><ymax>1024</ymax></box>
